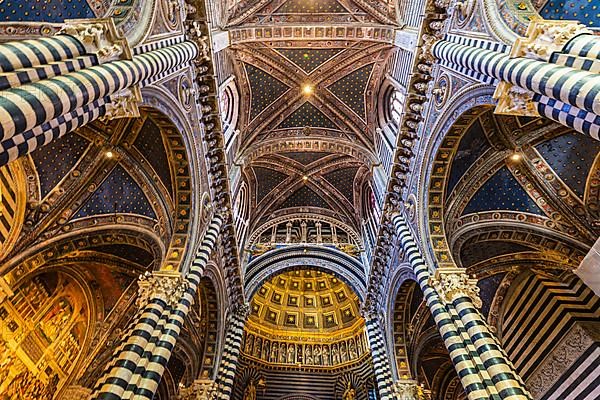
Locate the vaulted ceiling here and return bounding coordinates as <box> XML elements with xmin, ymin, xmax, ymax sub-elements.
<box><xmin>225</xmin><ymin>0</ymin><xmax>398</xmax><ymax>233</ymax></box>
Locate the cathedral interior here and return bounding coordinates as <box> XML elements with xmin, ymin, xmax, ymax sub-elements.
<box><xmin>0</xmin><ymin>0</ymin><xmax>598</xmax><ymax>399</ymax></box>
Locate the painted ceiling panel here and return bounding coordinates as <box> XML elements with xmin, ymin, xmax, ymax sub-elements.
<box><xmin>281</xmin><ymin>151</ymin><xmax>331</xmax><ymax>165</ymax></box>
<box><xmin>446</xmin><ymin>119</ymin><xmax>491</xmax><ymax>196</ymax></box>
<box><xmin>478</xmin><ymin>273</ymin><xmax>507</xmax><ymax>317</ymax></box>
<box><xmin>279</xmin><ymin>185</ymin><xmax>330</xmax><ymax>209</ymax></box>
<box><xmin>276</xmin><ymin>48</ymin><xmax>344</xmax><ymax>74</ymax></box>
<box><xmin>535</xmin><ymin>132</ymin><xmax>600</xmax><ymax>198</ymax></box>
<box><xmin>134</xmin><ymin>118</ymin><xmax>173</xmax><ymax>195</ymax></box>
<box><xmin>253</xmin><ymin>166</ymin><xmax>288</xmax><ymax>202</ymax></box>
<box><xmin>245</xmin><ymin>64</ymin><xmax>290</xmax><ymax>120</ymax></box>
<box><xmin>460</xmin><ymin>240</ymin><xmax>534</xmax><ymax>267</ymax></box>
<box><xmin>463</xmin><ymin>167</ymin><xmax>544</xmax><ymax>215</ymax></box>
<box><xmin>74</xmin><ymin>164</ymin><xmax>156</xmax><ymax>219</ymax></box>
<box><xmin>31</xmin><ymin>133</ymin><xmax>90</xmax><ymax>198</ymax></box>
<box><xmin>277</xmin><ymin>0</ymin><xmax>348</xmax><ymax>13</ymax></box>
<box><xmin>278</xmin><ymin>102</ymin><xmax>338</xmax><ymax>129</ymax></box>
<box><xmin>0</xmin><ymin>0</ymin><xmax>100</xmax><ymax>22</ymax></box>
<box><xmin>537</xmin><ymin>0</ymin><xmax>598</xmax><ymax>28</ymax></box>
<box><xmin>323</xmin><ymin>167</ymin><xmax>359</xmax><ymax>204</ymax></box>
<box><xmin>89</xmin><ymin>244</ymin><xmax>154</xmax><ymax>267</ymax></box>
<box><xmin>328</xmin><ymin>64</ymin><xmax>373</xmax><ymax>119</ymax></box>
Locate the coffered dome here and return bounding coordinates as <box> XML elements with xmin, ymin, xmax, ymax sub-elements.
<box><xmin>247</xmin><ymin>269</ymin><xmax>363</xmax><ymax>339</ymax></box>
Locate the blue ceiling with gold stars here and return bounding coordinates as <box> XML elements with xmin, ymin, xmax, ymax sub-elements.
<box><xmin>279</xmin><ymin>185</ymin><xmax>330</xmax><ymax>209</ymax></box>
<box><xmin>281</xmin><ymin>152</ymin><xmax>331</xmax><ymax>165</ymax></box>
<box><xmin>245</xmin><ymin>64</ymin><xmax>290</xmax><ymax>120</ymax></box>
<box><xmin>447</xmin><ymin>119</ymin><xmax>491</xmax><ymax>196</ymax></box>
<box><xmin>463</xmin><ymin>167</ymin><xmax>544</xmax><ymax>215</ymax></box>
<box><xmin>537</xmin><ymin>0</ymin><xmax>598</xmax><ymax>28</ymax></box>
<box><xmin>277</xmin><ymin>0</ymin><xmax>348</xmax><ymax>14</ymax></box>
<box><xmin>0</xmin><ymin>0</ymin><xmax>100</xmax><ymax>22</ymax></box>
<box><xmin>134</xmin><ymin>119</ymin><xmax>173</xmax><ymax>195</ymax></box>
<box><xmin>253</xmin><ymin>166</ymin><xmax>288</xmax><ymax>202</ymax></box>
<box><xmin>278</xmin><ymin>102</ymin><xmax>338</xmax><ymax>129</ymax></box>
<box><xmin>328</xmin><ymin>64</ymin><xmax>373</xmax><ymax>120</ymax></box>
<box><xmin>75</xmin><ymin>164</ymin><xmax>156</xmax><ymax>219</ymax></box>
<box><xmin>276</xmin><ymin>48</ymin><xmax>344</xmax><ymax>74</ymax></box>
<box><xmin>535</xmin><ymin>132</ymin><xmax>600</xmax><ymax>198</ymax></box>
<box><xmin>324</xmin><ymin>167</ymin><xmax>359</xmax><ymax>204</ymax></box>
<box><xmin>31</xmin><ymin>132</ymin><xmax>90</xmax><ymax>198</ymax></box>
<box><xmin>461</xmin><ymin>240</ymin><xmax>534</xmax><ymax>267</ymax></box>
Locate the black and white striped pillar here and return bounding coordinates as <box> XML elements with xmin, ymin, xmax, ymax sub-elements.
<box><xmin>91</xmin><ymin>214</ymin><xmax>224</xmax><ymax>400</ymax></box>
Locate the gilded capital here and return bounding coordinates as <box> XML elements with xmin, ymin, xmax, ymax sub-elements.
<box><xmin>512</xmin><ymin>18</ymin><xmax>591</xmax><ymax>62</ymax></box>
<box><xmin>59</xmin><ymin>18</ymin><xmax>131</xmax><ymax>64</ymax></box>
<box><xmin>429</xmin><ymin>268</ymin><xmax>482</xmax><ymax>308</ymax></box>
<box><xmin>137</xmin><ymin>271</ymin><xmax>189</xmax><ymax>309</ymax></box>
<box><xmin>177</xmin><ymin>379</ymin><xmax>217</xmax><ymax>400</ymax></box>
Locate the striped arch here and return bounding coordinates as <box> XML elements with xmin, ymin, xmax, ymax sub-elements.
<box><xmin>244</xmin><ymin>245</ymin><xmax>368</xmax><ymax>301</ymax></box>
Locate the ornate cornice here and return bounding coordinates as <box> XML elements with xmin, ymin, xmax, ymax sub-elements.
<box><xmin>186</xmin><ymin>5</ymin><xmax>245</xmax><ymax>306</ymax></box>
<box><xmin>365</xmin><ymin>0</ymin><xmax>451</xmax><ymax>306</ymax></box>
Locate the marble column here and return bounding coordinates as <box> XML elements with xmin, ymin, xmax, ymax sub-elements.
<box><xmin>392</xmin><ymin>212</ymin><xmax>503</xmax><ymax>400</ymax></box>
<box><xmin>362</xmin><ymin>303</ymin><xmax>397</xmax><ymax>400</ymax></box>
<box><xmin>0</xmin><ymin>18</ymin><xmax>199</xmax><ymax>166</ymax></box>
<box><xmin>431</xmin><ymin>19</ymin><xmax>600</xmax><ymax>140</ymax></box>
<box><xmin>214</xmin><ymin>303</ymin><xmax>250</xmax><ymax>400</ymax></box>
<box><xmin>90</xmin><ymin>214</ymin><xmax>224</xmax><ymax>400</ymax></box>
<box><xmin>430</xmin><ymin>269</ymin><xmax>532</xmax><ymax>400</ymax></box>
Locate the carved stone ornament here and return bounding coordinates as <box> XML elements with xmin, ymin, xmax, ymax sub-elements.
<box><xmin>231</xmin><ymin>301</ymin><xmax>251</xmax><ymax>321</ymax></box>
<box><xmin>511</xmin><ymin>18</ymin><xmax>591</xmax><ymax>62</ymax></box>
<box><xmin>101</xmin><ymin>86</ymin><xmax>143</xmax><ymax>121</ymax></box>
<box><xmin>392</xmin><ymin>380</ymin><xmax>430</xmax><ymax>400</ymax></box>
<box><xmin>59</xmin><ymin>18</ymin><xmax>132</xmax><ymax>64</ymax></box>
<box><xmin>137</xmin><ymin>271</ymin><xmax>189</xmax><ymax>309</ymax></box>
<box><xmin>428</xmin><ymin>268</ymin><xmax>482</xmax><ymax>308</ymax></box>
<box><xmin>493</xmin><ymin>82</ymin><xmax>539</xmax><ymax>117</ymax></box>
<box><xmin>360</xmin><ymin>296</ymin><xmax>382</xmax><ymax>323</ymax></box>
<box><xmin>177</xmin><ymin>379</ymin><xmax>217</xmax><ymax>400</ymax></box>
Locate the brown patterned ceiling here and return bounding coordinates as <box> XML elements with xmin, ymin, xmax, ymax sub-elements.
<box><xmin>227</xmin><ymin>0</ymin><xmax>396</xmax><ymax>233</ymax></box>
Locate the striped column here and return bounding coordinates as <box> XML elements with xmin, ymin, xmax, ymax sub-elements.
<box><xmin>127</xmin><ymin>215</ymin><xmax>224</xmax><ymax>399</ymax></box>
<box><xmin>391</xmin><ymin>213</ymin><xmax>500</xmax><ymax>400</ymax></box>
<box><xmin>363</xmin><ymin>312</ymin><xmax>396</xmax><ymax>400</ymax></box>
<box><xmin>91</xmin><ymin>214</ymin><xmax>224</xmax><ymax>400</ymax></box>
<box><xmin>432</xmin><ymin>34</ymin><xmax>600</xmax><ymax>140</ymax></box>
<box><xmin>0</xmin><ymin>40</ymin><xmax>197</xmax><ymax>166</ymax></box>
<box><xmin>432</xmin><ymin>40</ymin><xmax>600</xmax><ymax>115</ymax></box>
<box><xmin>0</xmin><ymin>35</ymin><xmax>87</xmax><ymax>75</ymax></box>
<box><xmin>214</xmin><ymin>303</ymin><xmax>249</xmax><ymax>400</ymax></box>
<box><xmin>428</xmin><ymin>270</ymin><xmax>532</xmax><ymax>398</ymax></box>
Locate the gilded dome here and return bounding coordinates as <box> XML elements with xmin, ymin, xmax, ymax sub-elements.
<box><xmin>247</xmin><ymin>269</ymin><xmax>363</xmax><ymax>339</ymax></box>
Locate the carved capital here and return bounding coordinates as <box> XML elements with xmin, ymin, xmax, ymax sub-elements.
<box><xmin>392</xmin><ymin>379</ymin><xmax>431</xmax><ymax>400</ymax></box>
<box><xmin>230</xmin><ymin>302</ymin><xmax>251</xmax><ymax>321</ymax></box>
<box><xmin>137</xmin><ymin>271</ymin><xmax>189</xmax><ymax>309</ymax></box>
<box><xmin>429</xmin><ymin>268</ymin><xmax>482</xmax><ymax>308</ymax></box>
<box><xmin>360</xmin><ymin>295</ymin><xmax>383</xmax><ymax>323</ymax></box>
<box><xmin>59</xmin><ymin>18</ymin><xmax>131</xmax><ymax>64</ymax></box>
<box><xmin>493</xmin><ymin>82</ymin><xmax>539</xmax><ymax>117</ymax></box>
<box><xmin>101</xmin><ymin>87</ymin><xmax>142</xmax><ymax>121</ymax></box>
<box><xmin>177</xmin><ymin>379</ymin><xmax>217</xmax><ymax>400</ymax></box>
<box><xmin>511</xmin><ymin>18</ymin><xmax>591</xmax><ymax>62</ymax></box>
